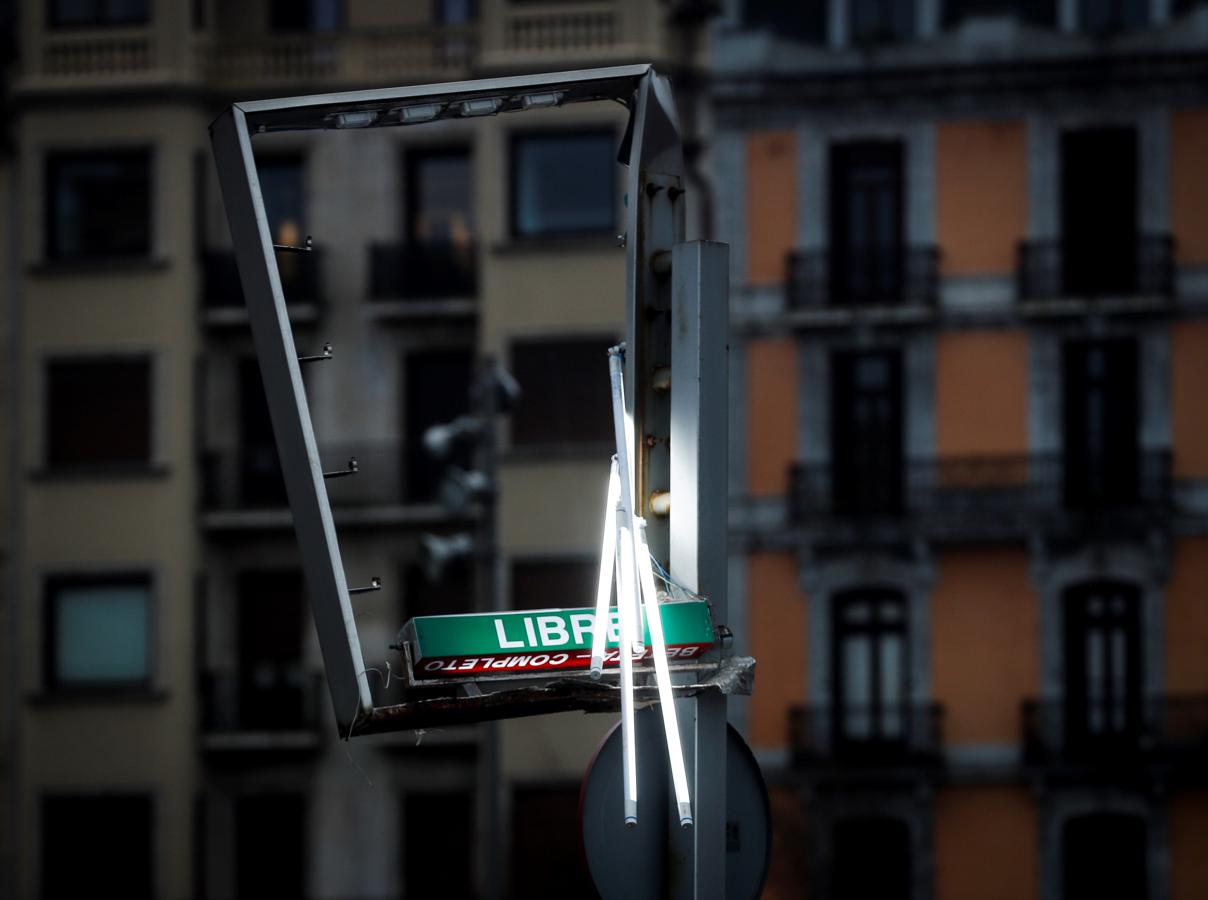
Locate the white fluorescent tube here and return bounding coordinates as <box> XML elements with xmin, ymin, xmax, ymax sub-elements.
<box><xmin>617</xmin><ymin>518</ymin><xmax>639</xmax><ymax>827</ymax></box>
<box><xmin>607</xmin><ymin>348</ymin><xmax>644</xmax><ymax>653</ymax></box>
<box><xmin>629</xmin><ymin>525</ymin><xmax>645</xmax><ymax>654</ymax></box>
<box><xmin>589</xmin><ymin>459</ymin><xmax>621</xmax><ymax>679</ymax></box>
<box><xmin>607</xmin><ymin>348</ymin><xmax>635</xmax><ymax>521</ymax></box>
<box><xmin>635</xmin><ymin>517</ymin><xmax>693</xmax><ymax>829</ymax></box>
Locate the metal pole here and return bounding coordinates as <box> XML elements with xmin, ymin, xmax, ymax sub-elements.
<box><xmin>669</xmin><ymin>241</ymin><xmax>730</xmax><ymax>898</ymax></box>
<box><xmin>473</xmin><ymin>358</ymin><xmax>502</xmax><ymax>900</ymax></box>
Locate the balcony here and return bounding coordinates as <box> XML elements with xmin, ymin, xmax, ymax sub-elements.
<box><xmin>38</xmin><ymin>29</ymin><xmax>154</xmax><ymax>81</ymax></box>
<box><xmin>786</xmin><ymin>246</ymin><xmax>939</xmax><ymax>310</ymax></box>
<box><xmin>20</xmin><ymin>23</ymin><xmax>478</xmax><ymax>93</ymax></box>
<box><xmin>200</xmin><ymin>249</ymin><xmax>322</xmax><ymax>327</ymax></box>
<box><xmin>1022</xmin><ymin>696</ymin><xmax>1208</xmax><ymax>772</ymax></box>
<box><xmin>22</xmin><ymin>3</ymin><xmax>671</xmax><ymax>95</ymax></box>
<box><xmin>789</xmin><ymin>703</ymin><xmax>944</xmax><ymax>770</ymax></box>
<box><xmin>1017</xmin><ymin>234</ymin><xmax>1174</xmax><ymax>303</ymax></box>
<box><xmin>788</xmin><ymin>450</ymin><xmax>1172</xmax><ymax>542</ymax></box>
<box><xmin>201</xmin><ymin>25</ymin><xmax>478</xmax><ymax>92</ymax></box>
<box><xmin>201</xmin><ymin>668</ymin><xmax>324</xmax><ymax>752</ymax></box>
<box><xmin>200</xmin><ymin>441</ymin><xmax>456</xmax><ymax>524</ymax></box>
<box><xmin>368</xmin><ymin>241</ymin><xmax>477</xmax><ymax>314</ymax></box>
<box><xmin>482</xmin><ymin>1</ymin><xmax>665</xmax><ymax>70</ymax></box>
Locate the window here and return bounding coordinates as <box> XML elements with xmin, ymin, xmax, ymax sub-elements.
<box><xmin>1080</xmin><ymin>0</ymin><xmax>1148</xmax><ymax>31</ymax></box>
<box><xmin>236</xmin><ymin>795</ymin><xmax>306</xmax><ymax>898</ymax></box>
<box><xmin>238</xmin><ymin>358</ymin><xmax>287</xmax><ymax>507</ymax></box>
<box><xmin>236</xmin><ymin>570</ymin><xmax>307</xmax><ymax>730</ymax></box>
<box><xmin>745</xmin><ymin>0</ymin><xmax>827</xmax><ymax>41</ymax></box>
<box><xmin>509</xmin><ymin>784</ymin><xmax>596</xmax><ymax>898</ymax></box>
<box><xmin>46</xmin><ymin>151</ymin><xmax>150</xmax><ymax>261</ymax></box>
<box><xmin>270</xmin><ymin>0</ymin><xmax>341</xmax><ymax>31</ymax></box>
<box><xmin>832</xmin><ymin>590</ymin><xmax>907</xmax><ymax>748</ymax></box>
<box><xmin>404</xmin><ymin>791</ymin><xmax>474</xmax><ymax>898</ymax></box>
<box><xmin>511</xmin><ymin>559</ymin><xmax>597</xmax><ymax>611</ymax></box>
<box><xmin>511</xmin><ymin>132</ymin><xmax>616</xmax><ymax>237</ymax></box>
<box><xmin>850</xmin><ymin>0</ymin><xmax>915</xmax><ymax>42</ymax></box>
<box><xmin>45</xmin><ymin>575</ymin><xmax>152</xmax><ymax>691</ymax></box>
<box><xmin>46</xmin><ymin>356</ymin><xmax>152</xmax><ymax>470</ymax></box>
<box><xmin>435</xmin><ymin>0</ymin><xmax>477</xmax><ymax>24</ymax></box>
<box><xmin>833</xmin><ymin>817</ymin><xmax>911</xmax><ymax>900</ymax></box>
<box><xmin>50</xmin><ymin>0</ymin><xmax>149</xmax><ymax>27</ymax></box>
<box><xmin>370</xmin><ymin>148</ymin><xmax>477</xmax><ymax>300</ymax></box>
<box><xmin>1063</xmin><ymin>813</ymin><xmax>1147</xmax><ymax>900</ymax></box>
<box><xmin>829</xmin><ymin>142</ymin><xmax>904</xmax><ymax>305</ymax></box>
<box><xmin>404</xmin><ymin>348</ymin><xmax>474</xmax><ymax>502</ymax></box>
<box><xmin>256</xmin><ymin>154</ymin><xmax>306</xmax><ymax>247</ymax></box>
<box><xmin>1061</xmin><ymin>127</ymin><xmax>1137</xmax><ymax>295</ymax></box>
<box><xmin>830</xmin><ymin>350</ymin><xmax>903</xmax><ymax>515</ymax></box>
<box><xmin>255</xmin><ymin>155</ymin><xmax>320</xmax><ymax>301</ymax></box>
<box><xmin>943</xmin><ymin>0</ymin><xmax>1056</xmax><ymax>26</ymax></box>
<box><xmin>1063</xmin><ymin>581</ymin><xmax>1142</xmax><ymax>751</ymax></box>
<box><xmin>404</xmin><ymin>562</ymin><xmax>473</xmax><ymax>622</ymax></box>
<box><xmin>42</xmin><ymin>795</ymin><xmax>153</xmax><ymax>899</ymax></box>
<box><xmin>509</xmin><ymin>337</ymin><xmax>616</xmax><ymax>449</ymax></box>
<box><xmin>1062</xmin><ymin>338</ymin><xmax>1139</xmax><ymax>508</ymax></box>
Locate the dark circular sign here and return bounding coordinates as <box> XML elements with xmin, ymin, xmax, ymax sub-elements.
<box><xmin>579</xmin><ymin>708</ymin><xmax>771</xmax><ymax>899</ymax></box>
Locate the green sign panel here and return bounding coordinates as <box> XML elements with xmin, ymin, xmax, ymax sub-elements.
<box><xmin>404</xmin><ymin>601</ymin><xmax>715</xmax><ymax>679</ymax></box>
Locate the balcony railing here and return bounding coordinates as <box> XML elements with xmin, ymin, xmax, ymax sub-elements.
<box><xmin>787</xmin><ymin>246</ymin><xmax>939</xmax><ymax>310</ymax></box>
<box><xmin>201</xmin><ymin>25</ymin><xmax>479</xmax><ymax>90</ymax></box>
<box><xmin>201</xmin><ymin>669</ymin><xmax>324</xmax><ymax>734</ymax></box>
<box><xmin>789</xmin><ymin>703</ymin><xmax>944</xmax><ymax>767</ymax></box>
<box><xmin>1022</xmin><ymin>696</ymin><xmax>1208</xmax><ymax>766</ymax></box>
<box><xmin>368</xmin><ymin>241</ymin><xmax>477</xmax><ymax>301</ymax></box>
<box><xmin>788</xmin><ymin>450</ymin><xmax>1172</xmax><ymax>535</ymax></box>
<box><xmin>40</xmin><ymin>30</ymin><xmax>153</xmax><ymax>79</ymax></box>
<box><xmin>201</xmin><ymin>249</ymin><xmax>322</xmax><ymax>311</ymax></box>
<box><xmin>201</xmin><ymin>441</ymin><xmax>441</xmax><ymax>512</ymax></box>
<box><xmin>1017</xmin><ymin>234</ymin><xmax>1174</xmax><ymax>301</ymax></box>
<box><xmin>503</xmin><ymin>5</ymin><xmax>620</xmax><ymax>55</ymax></box>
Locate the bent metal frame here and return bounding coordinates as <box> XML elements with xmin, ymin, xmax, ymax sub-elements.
<box><xmin>210</xmin><ymin>64</ymin><xmax>748</xmax><ymax>897</ymax></box>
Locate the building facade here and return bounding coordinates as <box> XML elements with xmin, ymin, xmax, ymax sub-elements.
<box><xmin>717</xmin><ymin>2</ymin><xmax>1208</xmax><ymax>898</ymax></box>
<box><xmin>4</xmin><ymin>1</ymin><xmax>700</xmax><ymax>898</ymax></box>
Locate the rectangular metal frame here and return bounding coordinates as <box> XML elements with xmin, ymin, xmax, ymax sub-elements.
<box><xmin>209</xmin><ymin>64</ymin><xmax>682</xmax><ymax>736</ymax></box>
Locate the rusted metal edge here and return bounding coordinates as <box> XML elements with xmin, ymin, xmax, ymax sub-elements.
<box><xmin>348</xmin><ymin>655</ymin><xmax>755</xmax><ymax>738</ymax></box>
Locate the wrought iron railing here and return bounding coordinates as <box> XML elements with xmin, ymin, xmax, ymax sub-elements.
<box><xmin>1016</xmin><ymin>234</ymin><xmax>1174</xmax><ymax>301</ymax></box>
<box><xmin>1022</xmin><ymin>696</ymin><xmax>1208</xmax><ymax>765</ymax></box>
<box><xmin>200</xmin><ymin>441</ymin><xmax>440</xmax><ymax>512</ymax></box>
<box><xmin>789</xmin><ymin>703</ymin><xmax>944</xmax><ymax>767</ymax></box>
<box><xmin>200</xmin><ymin>249</ymin><xmax>322</xmax><ymax>310</ymax></box>
<box><xmin>368</xmin><ymin>241</ymin><xmax>477</xmax><ymax>301</ymax></box>
<box><xmin>788</xmin><ymin>450</ymin><xmax>1172</xmax><ymax>530</ymax></box>
<box><xmin>201</xmin><ymin>669</ymin><xmax>324</xmax><ymax>734</ymax></box>
<box><xmin>786</xmin><ymin>246</ymin><xmax>940</xmax><ymax>309</ymax></box>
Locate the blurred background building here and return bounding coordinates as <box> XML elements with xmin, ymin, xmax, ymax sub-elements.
<box><xmin>4</xmin><ymin>0</ymin><xmax>1208</xmax><ymax>899</ymax></box>
<box><xmin>1</xmin><ymin>1</ymin><xmax>705</xmax><ymax>898</ymax></box>
<box><xmin>717</xmin><ymin>1</ymin><xmax>1208</xmax><ymax>899</ymax></box>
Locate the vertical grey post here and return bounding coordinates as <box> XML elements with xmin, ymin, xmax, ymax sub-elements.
<box><xmin>670</xmin><ymin>241</ymin><xmax>730</xmax><ymax>897</ymax></box>
<box><xmin>210</xmin><ymin>107</ymin><xmax>373</xmax><ymax>732</ymax></box>
<box><xmin>473</xmin><ymin>358</ymin><xmax>503</xmax><ymax>900</ymax></box>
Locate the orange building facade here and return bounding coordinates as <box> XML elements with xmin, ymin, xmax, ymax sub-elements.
<box><xmin>715</xmin><ymin>4</ymin><xmax>1208</xmax><ymax>898</ymax></box>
